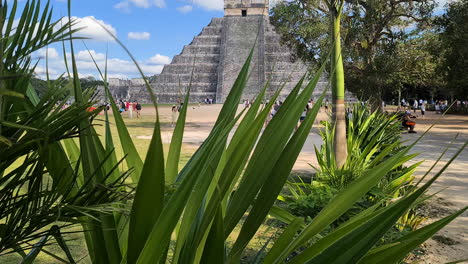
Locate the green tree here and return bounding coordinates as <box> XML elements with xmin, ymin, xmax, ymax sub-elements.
<box><xmin>271</xmin><ymin>0</ymin><xmax>435</xmax><ymax>105</ymax></box>
<box><xmin>272</xmin><ymin>0</ymin><xmax>348</xmax><ymax>166</ymax></box>
<box><xmin>436</xmin><ymin>0</ymin><xmax>468</xmax><ymax>99</ymax></box>
<box><xmin>388</xmin><ymin>31</ymin><xmax>445</xmax><ymax>103</ymax></box>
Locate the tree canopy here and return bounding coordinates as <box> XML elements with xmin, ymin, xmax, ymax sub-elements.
<box><xmin>270</xmin><ymin>0</ymin><xmax>436</xmax><ymax>103</ymax></box>
<box><xmin>436</xmin><ymin>0</ymin><xmax>468</xmax><ymax>99</ymax></box>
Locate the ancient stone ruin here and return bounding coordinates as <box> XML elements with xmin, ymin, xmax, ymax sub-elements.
<box><xmin>102</xmin><ymin>0</ymin><xmax>329</xmax><ymax>104</ymax></box>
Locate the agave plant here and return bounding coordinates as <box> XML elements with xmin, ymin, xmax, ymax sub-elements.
<box><xmin>313</xmin><ymin>103</ymin><xmax>417</xmax><ymax>195</ymax></box>
<box><xmin>2</xmin><ymin>1</ymin><xmax>467</xmax><ymax>263</ymax></box>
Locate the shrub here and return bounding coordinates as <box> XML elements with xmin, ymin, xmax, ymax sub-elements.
<box><xmin>282</xmin><ymin>181</ymin><xmax>338</xmax><ymax>219</ymax></box>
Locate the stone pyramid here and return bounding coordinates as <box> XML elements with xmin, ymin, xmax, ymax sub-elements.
<box><xmin>111</xmin><ymin>0</ymin><xmax>329</xmax><ymax>104</ymax></box>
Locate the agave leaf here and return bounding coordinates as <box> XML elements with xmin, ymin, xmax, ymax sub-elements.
<box><xmin>127</xmin><ymin>112</ymin><xmax>166</xmax><ymax>263</ymax></box>
<box><xmin>267</xmin><ymin>145</ymin><xmax>412</xmax><ymax>263</ymax></box>
<box><xmin>174</xmin><ymin>77</ymin><xmax>273</xmax><ymax>264</ymax></box>
<box><xmin>265</xmin><ymin>217</ymin><xmax>305</xmax><ymax>262</ymax></box>
<box><xmin>200</xmin><ymin>207</ymin><xmax>225</xmax><ymax>264</ymax></box>
<box><xmin>358</xmin><ymin>207</ymin><xmax>467</xmax><ymax>264</ymax></box>
<box><xmin>228</xmin><ymin>88</ymin><xmax>327</xmax><ymax>262</ymax></box>
<box><xmin>287</xmin><ymin>141</ymin><xmax>467</xmax><ymax>263</ymax></box>
<box><xmin>224</xmin><ymin>59</ymin><xmax>326</xmax><ymax>237</ymax></box>
<box><xmin>50</xmin><ymin>225</ymin><xmax>75</xmax><ymax>263</ymax></box>
<box><xmin>166</xmin><ymin>86</ymin><xmax>190</xmax><ymax>183</ymax></box>
<box><xmin>135</xmin><ymin>112</ymin><xmax>243</xmax><ymax>263</ymax></box>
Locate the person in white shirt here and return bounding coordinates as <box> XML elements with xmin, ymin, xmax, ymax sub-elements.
<box><xmin>413</xmin><ymin>100</ymin><xmax>418</xmax><ymax>113</ymax></box>
<box><xmin>420</xmin><ymin>102</ymin><xmax>426</xmax><ymax>118</ymax></box>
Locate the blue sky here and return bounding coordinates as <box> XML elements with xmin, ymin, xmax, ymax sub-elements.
<box><xmin>11</xmin><ymin>0</ymin><xmax>448</xmax><ymax>80</ymax></box>
<box><xmin>20</xmin><ymin>0</ymin><xmax>224</xmax><ymax>79</ymax></box>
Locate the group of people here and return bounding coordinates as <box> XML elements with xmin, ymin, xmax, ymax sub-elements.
<box><xmin>118</xmin><ymin>100</ymin><xmax>142</xmax><ymax>119</ymax></box>
<box><xmin>203</xmin><ymin>97</ymin><xmax>214</xmax><ymax>104</ymax></box>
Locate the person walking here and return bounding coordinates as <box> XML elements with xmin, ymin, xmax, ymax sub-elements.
<box><xmin>128</xmin><ymin>100</ymin><xmax>134</xmax><ymax>119</ymax></box>
<box><xmin>413</xmin><ymin>99</ymin><xmax>418</xmax><ymax>113</ymax></box>
<box><xmin>171</xmin><ymin>105</ymin><xmax>178</xmax><ymax>126</ymax></box>
<box><xmin>135</xmin><ymin>101</ymin><xmax>142</xmax><ymax>118</ymax></box>
<box><xmin>420</xmin><ymin>102</ymin><xmax>426</xmax><ymax>119</ymax></box>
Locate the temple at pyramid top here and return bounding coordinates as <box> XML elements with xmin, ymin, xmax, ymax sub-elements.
<box><xmin>224</xmin><ymin>0</ymin><xmax>269</xmax><ymax>16</ymax></box>
<box><xmin>103</xmin><ymin>0</ymin><xmax>330</xmax><ymax>104</ymax></box>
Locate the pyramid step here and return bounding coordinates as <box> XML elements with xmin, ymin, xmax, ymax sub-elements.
<box><xmin>265</xmin><ymin>53</ymin><xmax>296</xmax><ymax>62</ymax></box>
<box><xmin>172</xmin><ymin>54</ymin><xmax>219</xmax><ymax>64</ymax></box>
<box><xmin>155</xmin><ymin>73</ymin><xmax>217</xmax><ymax>83</ymax></box>
<box><xmin>264</xmin><ymin>35</ymin><xmax>282</xmax><ymax>43</ymax></box>
<box><xmin>265</xmin><ymin>63</ymin><xmax>308</xmax><ymax>72</ymax></box>
<box><xmin>152</xmin><ymin>82</ymin><xmax>217</xmax><ymax>93</ymax></box>
<box><xmin>264</xmin><ymin>44</ymin><xmax>291</xmax><ymax>53</ymax></box>
<box><xmin>191</xmin><ymin>35</ymin><xmax>222</xmax><ymax>45</ymax></box>
<box><xmin>182</xmin><ymin>45</ymin><xmax>221</xmax><ymax>54</ymax></box>
<box><xmin>209</xmin><ymin>17</ymin><xmax>224</xmax><ymax>27</ymax></box>
<box><xmin>161</xmin><ymin>63</ymin><xmax>218</xmax><ymax>74</ymax></box>
<box><xmin>200</xmin><ymin>26</ymin><xmax>223</xmax><ymax>36</ymax></box>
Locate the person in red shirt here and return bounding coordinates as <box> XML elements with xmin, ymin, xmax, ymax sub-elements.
<box><xmin>125</xmin><ymin>101</ymin><xmax>130</xmax><ymax>111</ymax></box>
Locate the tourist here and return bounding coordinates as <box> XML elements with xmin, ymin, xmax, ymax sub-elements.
<box><xmin>125</xmin><ymin>100</ymin><xmax>130</xmax><ymax>111</ymax></box>
<box><xmin>420</xmin><ymin>102</ymin><xmax>426</xmax><ymax>118</ymax></box>
<box><xmin>128</xmin><ymin>100</ymin><xmax>134</xmax><ymax>119</ymax></box>
<box><xmin>413</xmin><ymin>99</ymin><xmax>418</xmax><ymax>113</ymax></box>
<box><xmin>298</xmin><ymin>105</ymin><xmax>307</xmax><ymax>128</ymax></box>
<box><xmin>135</xmin><ymin>101</ymin><xmax>142</xmax><ymax>118</ymax></box>
<box><xmin>435</xmin><ymin>102</ymin><xmax>441</xmax><ymax>114</ymax></box>
<box><xmin>307</xmin><ymin>99</ymin><xmax>313</xmax><ymax>112</ymax></box>
<box><xmin>171</xmin><ymin>105</ymin><xmax>178</xmax><ymax>126</ymax></box>
<box><xmin>272</xmin><ymin>101</ymin><xmax>280</xmax><ymax>117</ymax></box>
<box><xmin>119</xmin><ymin>100</ymin><xmax>126</xmax><ymax>114</ymax></box>
<box><xmin>347</xmin><ymin>107</ymin><xmax>353</xmax><ymax>120</ymax></box>
<box><xmin>244</xmin><ymin>99</ymin><xmax>249</xmax><ymax>108</ymax></box>
<box><xmin>402</xmin><ymin>112</ymin><xmax>417</xmax><ymax>133</ymax></box>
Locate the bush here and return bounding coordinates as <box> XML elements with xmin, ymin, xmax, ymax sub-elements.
<box><xmin>280</xmin><ymin>103</ymin><xmax>420</xmax><ymax>226</ymax></box>
<box><xmin>314</xmin><ymin>104</ymin><xmax>412</xmax><ymax>193</ymax></box>
<box><xmin>283</xmin><ymin>181</ymin><xmax>338</xmax><ymax>219</ymax></box>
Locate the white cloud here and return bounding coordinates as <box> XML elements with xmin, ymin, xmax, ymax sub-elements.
<box><xmin>130</xmin><ymin>0</ymin><xmax>151</xmax><ymax>8</ymax></box>
<box><xmin>75</xmin><ymin>50</ymin><xmax>107</xmax><ymax>61</ymax></box>
<box><xmin>192</xmin><ymin>0</ymin><xmax>223</xmax><ymax>11</ymax></box>
<box><xmin>115</xmin><ymin>0</ymin><xmax>166</xmax><ymax>11</ymax></box>
<box><xmin>153</xmin><ymin>0</ymin><xmax>166</xmax><ymax>8</ymax></box>
<box><xmin>34</xmin><ymin>49</ymin><xmax>171</xmax><ymax>80</ymax></box>
<box><xmin>148</xmin><ymin>54</ymin><xmax>171</xmax><ymax>64</ymax></box>
<box><xmin>36</xmin><ymin>48</ymin><xmax>60</xmax><ymax>60</ymax></box>
<box><xmin>128</xmin><ymin>31</ymin><xmax>151</xmax><ymax>40</ymax></box>
<box><xmin>58</xmin><ymin>16</ymin><xmax>117</xmax><ymax>42</ymax></box>
<box><xmin>177</xmin><ymin>5</ymin><xmax>193</xmax><ymax>13</ymax></box>
<box><xmin>114</xmin><ymin>1</ymin><xmax>131</xmax><ymax>12</ymax></box>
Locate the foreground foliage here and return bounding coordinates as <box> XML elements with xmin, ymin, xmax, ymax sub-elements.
<box><xmin>0</xmin><ymin>0</ymin><xmax>131</xmax><ymax>261</ymax></box>
<box><xmin>0</xmin><ymin>1</ymin><xmax>466</xmax><ymax>263</ymax></box>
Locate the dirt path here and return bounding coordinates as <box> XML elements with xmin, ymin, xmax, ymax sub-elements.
<box><xmin>143</xmin><ymin>104</ymin><xmax>468</xmax><ymax>262</ymax></box>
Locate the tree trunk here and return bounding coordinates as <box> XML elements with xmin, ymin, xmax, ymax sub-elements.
<box><xmin>331</xmin><ymin>11</ymin><xmax>347</xmax><ymax>168</ymax></box>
